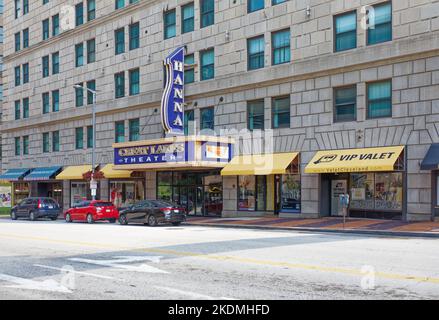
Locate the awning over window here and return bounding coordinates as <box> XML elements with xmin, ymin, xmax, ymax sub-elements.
<box><xmin>101</xmin><ymin>164</ymin><xmax>133</xmax><ymax>179</ymax></box>
<box><xmin>421</xmin><ymin>144</ymin><xmax>439</xmax><ymax>170</ymax></box>
<box><xmin>221</xmin><ymin>153</ymin><xmax>299</xmax><ymax>176</ymax></box>
<box><xmin>24</xmin><ymin>166</ymin><xmax>63</xmax><ymax>181</ymax></box>
<box><xmin>305</xmin><ymin>146</ymin><xmax>405</xmax><ymax>174</ymax></box>
<box><xmin>0</xmin><ymin>168</ymin><xmax>32</xmax><ymax>181</ymax></box>
<box><xmin>56</xmin><ymin>165</ymin><xmax>92</xmax><ymax>180</ymax></box>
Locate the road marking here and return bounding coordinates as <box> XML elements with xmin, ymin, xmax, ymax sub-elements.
<box><xmin>33</xmin><ymin>264</ymin><xmax>116</xmax><ymax>280</ymax></box>
<box><xmin>154</xmin><ymin>285</ymin><xmax>234</xmax><ymax>300</ymax></box>
<box><xmin>68</xmin><ymin>256</ymin><xmax>168</xmax><ymax>273</ymax></box>
<box><xmin>0</xmin><ymin>273</ymin><xmax>71</xmax><ymax>293</ymax></box>
<box><xmin>0</xmin><ymin>231</ymin><xmax>438</xmax><ymax>285</ymax></box>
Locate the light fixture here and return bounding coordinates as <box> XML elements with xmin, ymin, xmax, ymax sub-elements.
<box><xmin>306</xmin><ymin>5</ymin><xmax>311</xmax><ymax>17</ymax></box>
<box><xmin>225</xmin><ymin>30</ymin><xmax>230</xmax><ymax>41</ymax></box>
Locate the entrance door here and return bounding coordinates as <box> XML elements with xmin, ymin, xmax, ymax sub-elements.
<box><xmin>331</xmin><ymin>179</ymin><xmax>348</xmax><ymax>216</ymax></box>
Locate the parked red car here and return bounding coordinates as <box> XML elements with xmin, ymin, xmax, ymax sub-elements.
<box><xmin>64</xmin><ymin>200</ymin><xmax>119</xmax><ymax>224</ymax></box>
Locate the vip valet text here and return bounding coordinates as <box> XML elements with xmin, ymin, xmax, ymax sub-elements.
<box><xmin>168</xmin><ymin>304</ymin><xmax>270</xmax><ymax>317</ymax></box>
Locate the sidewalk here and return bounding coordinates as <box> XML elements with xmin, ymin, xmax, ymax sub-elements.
<box><xmin>185</xmin><ymin>216</ymin><xmax>439</xmax><ymax>238</ymax></box>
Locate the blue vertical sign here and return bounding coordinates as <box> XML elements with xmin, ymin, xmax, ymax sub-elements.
<box><xmin>161</xmin><ymin>47</ymin><xmax>185</xmax><ymax>136</ymax></box>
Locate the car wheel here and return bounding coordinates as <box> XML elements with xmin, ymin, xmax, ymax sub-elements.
<box><xmin>108</xmin><ymin>218</ymin><xmax>116</xmax><ymax>223</ymax></box>
<box><xmin>147</xmin><ymin>215</ymin><xmax>158</xmax><ymax>227</ymax></box>
<box><xmin>171</xmin><ymin>222</ymin><xmax>181</xmax><ymax>226</ymax></box>
<box><xmin>119</xmin><ymin>215</ymin><xmax>128</xmax><ymax>225</ymax></box>
<box><xmin>29</xmin><ymin>211</ymin><xmax>36</xmax><ymax>221</ymax></box>
<box><xmin>11</xmin><ymin>210</ymin><xmax>17</xmax><ymax>220</ymax></box>
<box><xmin>86</xmin><ymin>214</ymin><xmax>94</xmax><ymax>224</ymax></box>
<box><xmin>65</xmin><ymin>213</ymin><xmax>72</xmax><ymax>223</ymax></box>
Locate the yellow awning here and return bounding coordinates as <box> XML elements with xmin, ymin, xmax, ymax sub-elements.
<box><xmin>55</xmin><ymin>165</ymin><xmax>92</xmax><ymax>180</ymax></box>
<box><xmin>305</xmin><ymin>146</ymin><xmax>404</xmax><ymax>174</ymax></box>
<box><xmin>221</xmin><ymin>153</ymin><xmax>299</xmax><ymax>176</ymax></box>
<box><xmin>101</xmin><ymin>164</ymin><xmax>133</xmax><ymax>179</ymax></box>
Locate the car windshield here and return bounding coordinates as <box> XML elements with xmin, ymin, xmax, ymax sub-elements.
<box><xmin>94</xmin><ymin>202</ymin><xmax>113</xmax><ymax>207</ymax></box>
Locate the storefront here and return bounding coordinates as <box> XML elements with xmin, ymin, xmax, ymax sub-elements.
<box><xmin>0</xmin><ymin>168</ymin><xmax>32</xmax><ymax>205</ymax></box>
<box><xmin>305</xmin><ymin>146</ymin><xmax>405</xmax><ymax>220</ymax></box>
<box><xmin>420</xmin><ymin>143</ymin><xmax>439</xmax><ymax>219</ymax></box>
<box><xmin>23</xmin><ymin>166</ymin><xmax>63</xmax><ymax>206</ymax></box>
<box><xmin>221</xmin><ymin>153</ymin><xmax>301</xmax><ymax>215</ymax></box>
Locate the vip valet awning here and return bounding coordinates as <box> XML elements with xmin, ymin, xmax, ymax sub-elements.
<box><xmin>221</xmin><ymin>153</ymin><xmax>299</xmax><ymax>176</ymax></box>
<box><xmin>55</xmin><ymin>165</ymin><xmax>92</xmax><ymax>180</ymax></box>
<box><xmin>100</xmin><ymin>164</ymin><xmax>133</xmax><ymax>179</ymax></box>
<box><xmin>0</xmin><ymin>168</ymin><xmax>32</xmax><ymax>181</ymax></box>
<box><xmin>305</xmin><ymin>146</ymin><xmax>405</xmax><ymax>174</ymax></box>
<box><xmin>23</xmin><ymin>166</ymin><xmax>62</xmax><ymax>181</ymax></box>
<box><xmin>420</xmin><ymin>144</ymin><xmax>439</xmax><ymax>170</ymax></box>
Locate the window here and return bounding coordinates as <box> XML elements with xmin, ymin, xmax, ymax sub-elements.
<box><xmin>14</xmin><ymin>0</ymin><xmax>20</xmax><ymax>18</ymax></box>
<box><xmin>248</xmin><ymin>0</ymin><xmax>264</xmax><ymax>13</ymax></box>
<box><xmin>15</xmin><ymin>32</ymin><xmax>20</xmax><ymax>52</ymax></box>
<box><xmin>75</xmin><ymin>43</ymin><xmax>84</xmax><ymax>67</ymax></box>
<box><xmin>43</xmin><ymin>133</ymin><xmax>50</xmax><ymax>153</ymax></box>
<box><xmin>334</xmin><ymin>11</ymin><xmax>357</xmax><ymax>52</ymax></box>
<box><xmin>115</xmin><ymin>0</ymin><xmax>124</xmax><ymax>9</ymax></box>
<box><xmin>23</xmin><ymin>63</ymin><xmax>29</xmax><ymax>83</ymax></box>
<box><xmin>87</xmin><ymin>126</ymin><xmax>93</xmax><ymax>148</ymax></box>
<box><xmin>334</xmin><ymin>86</ymin><xmax>357</xmax><ymax>122</ymax></box>
<box><xmin>115</xmin><ymin>72</ymin><xmax>125</xmax><ymax>98</ymax></box>
<box><xmin>42</xmin><ymin>19</ymin><xmax>50</xmax><ymax>40</ymax></box>
<box><xmin>115</xmin><ymin>121</ymin><xmax>125</xmax><ymax>143</ymax></box>
<box><xmin>272</xmin><ymin>0</ymin><xmax>286</xmax><ymax>4</ymax></box>
<box><xmin>200</xmin><ymin>107</ymin><xmax>214</xmax><ymax>130</ymax></box>
<box><xmin>23</xmin><ymin>0</ymin><xmax>28</xmax><ymax>14</ymax></box>
<box><xmin>23</xmin><ymin>98</ymin><xmax>29</xmax><ymax>118</ymax></box>
<box><xmin>200</xmin><ymin>49</ymin><xmax>214</xmax><ymax>81</ymax></box>
<box><xmin>52</xmin><ymin>131</ymin><xmax>60</xmax><ymax>152</ymax></box>
<box><xmin>23</xmin><ymin>136</ymin><xmax>29</xmax><ymax>155</ymax></box>
<box><xmin>42</xmin><ymin>55</ymin><xmax>49</xmax><ymax>78</ymax></box>
<box><xmin>280</xmin><ymin>174</ymin><xmax>301</xmax><ymax>212</ymax></box>
<box><xmin>200</xmin><ymin>0</ymin><xmax>214</xmax><ymax>28</ymax></box>
<box><xmin>247</xmin><ymin>100</ymin><xmax>264</xmax><ymax>130</ymax></box>
<box><xmin>23</xmin><ymin>28</ymin><xmax>29</xmax><ymax>48</ymax></box>
<box><xmin>184</xmin><ymin>54</ymin><xmax>195</xmax><ymax>84</ymax></box>
<box><xmin>87</xmin><ymin>39</ymin><xmax>96</xmax><ymax>63</ymax></box>
<box><xmin>87</xmin><ymin>80</ymin><xmax>96</xmax><ymax>105</ymax></box>
<box><xmin>272</xmin><ymin>96</ymin><xmax>290</xmax><ymax>128</ymax></box>
<box><xmin>15</xmin><ymin>100</ymin><xmax>20</xmax><ymax>120</ymax></box>
<box><xmin>75</xmin><ymin>2</ymin><xmax>84</xmax><ymax>26</ymax></box>
<box><xmin>115</xmin><ymin>28</ymin><xmax>125</xmax><ymax>54</ymax></box>
<box><xmin>15</xmin><ymin>137</ymin><xmax>20</xmax><ymax>156</ymax></box>
<box><xmin>43</xmin><ymin>0</ymin><xmax>49</xmax><ymax>4</ymax></box>
<box><xmin>75</xmin><ymin>127</ymin><xmax>84</xmax><ymax>149</ymax></box>
<box><xmin>75</xmin><ymin>83</ymin><xmax>84</xmax><ymax>107</ymax></box>
<box><xmin>272</xmin><ymin>29</ymin><xmax>290</xmax><ymax>65</ymax></box>
<box><xmin>15</xmin><ymin>66</ymin><xmax>21</xmax><ymax>86</ymax></box>
<box><xmin>367</xmin><ymin>2</ymin><xmax>392</xmax><ymax>45</ymax></box>
<box><xmin>52</xmin><ymin>52</ymin><xmax>60</xmax><ymax>74</ymax></box>
<box><xmin>164</xmin><ymin>10</ymin><xmax>176</xmax><ymax>39</ymax></box>
<box><xmin>0</xmin><ymin>27</ymin><xmax>3</xmax><ymax>44</ymax></box>
<box><xmin>87</xmin><ymin>0</ymin><xmax>96</xmax><ymax>21</ymax></box>
<box><xmin>247</xmin><ymin>36</ymin><xmax>264</xmax><ymax>70</ymax></box>
<box><xmin>42</xmin><ymin>92</ymin><xmax>50</xmax><ymax>114</ymax></box>
<box><xmin>52</xmin><ymin>14</ymin><xmax>60</xmax><ymax>36</ymax></box>
<box><xmin>367</xmin><ymin>80</ymin><xmax>392</xmax><ymax>118</ymax></box>
<box><xmin>129</xmin><ymin>69</ymin><xmax>140</xmax><ymax>96</ymax></box>
<box><xmin>184</xmin><ymin>109</ymin><xmax>194</xmax><ymax>135</ymax></box>
<box><xmin>238</xmin><ymin>176</ymin><xmax>266</xmax><ymax>211</ymax></box>
<box><xmin>129</xmin><ymin>118</ymin><xmax>140</xmax><ymax>141</ymax></box>
<box><xmin>129</xmin><ymin>23</ymin><xmax>139</xmax><ymax>50</ymax></box>
<box><xmin>182</xmin><ymin>3</ymin><xmax>194</xmax><ymax>34</ymax></box>
<box><xmin>52</xmin><ymin>90</ymin><xmax>59</xmax><ymax>112</ymax></box>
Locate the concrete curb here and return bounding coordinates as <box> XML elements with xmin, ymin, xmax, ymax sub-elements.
<box><xmin>186</xmin><ymin>222</ymin><xmax>439</xmax><ymax>239</ymax></box>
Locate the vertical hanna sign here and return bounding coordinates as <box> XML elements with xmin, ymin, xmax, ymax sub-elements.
<box><xmin>161</xmin><ymin>47</ymin><xmax>185</xmax><ymax>136</ymax></box>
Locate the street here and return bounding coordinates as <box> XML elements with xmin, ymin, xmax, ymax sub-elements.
<box><xmin>0</xmin><ymin>218</ymin><xmax>438</xmax><ymax>300</ymax></box>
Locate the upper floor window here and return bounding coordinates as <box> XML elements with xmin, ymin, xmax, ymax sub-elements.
<box><xmin>75</xmin><ymin>83</ymin><xmax>84</xmax><ymax>107</ymax></box>
<box><xmin>23</xmin><ymin>98</ymin><xmax>29</xmax><ymax>118</ymax></box>
<box><xmin>115</xmin><ymin>121</ymin><xmax>125</xmax><ymax>143</ymax></box>
<box><xmin>115</xmin><ymin>0</ymin><xmax>124</xmax><ymax>9</ymax></box>
<box><xmin>15</xmin><ymin>100</ymin><xmax>20</xmax><ymax>120</ymax></box>
<box><xmin>23</xmin><ymin>136</ymin><xmax>29</xmax><ymax>155</ymax></box>
<box><xmin>247</xmin><ymin>36</ymin><xmax>265</xmax><ymax>70</ymax></box>
<box><xmin>182</xmin><ymin>3</ymin><xmax>195</xmax><ymax>34</ymax></box>
<box><xmin>129</xmin><ymin>118</ymin><xmax>140</xmax><ymax>141</ymax></box>
<box><xmin>52</xmin><ymin>90</ymin><xmax>60</xmax><ymax>112</ymax></box>
<box><xmin>367</xmin><ymin>80</ymin><xmax>392</xmax><ymax>119</ymax></box>
<box><xmin>164</xmin><ymin>10</ymin><xmax>176</xmax><ymax>39</ymax></box>
<box><xmin>42</xmin><ymin>19</ymin><xmax>50</xmax><ymax>40</ymax></box>
<box><xmin>14</xmin><ymin>137</ymin><xmax>20</xmax><ymax>156</ymax></box>
<box><xmin>86</xmin><ymin>80</ymin><xmax>96</xmax><ymax>105</ymax></box>
<box><xmin>43</xmin><ymin>133</ymin><xmax>50</xmax><ymax>153</ymax></box>
<box><xmin>43</xmin><ymin>0</ymin><xmax>49</xmax><ymax>4</ymax></box>
<box><xmin>115</xmin><ymin>28</ymin><xmax>125</xmax><ymax>54</ymax></box>
<box><xmin>52</xmin><ymin>52</ymin><xmax>60</xmax><ymax>74</ymax></box>
<box><xmin>52</xmin><ymin>14</ymin><xmax>60</xmax><ymax>36</ymax></box>
<box><xmin>23</xmin><ymin>0</ymin><xmax>29</xmax><ymax>15</ymax></box>
<box><xmin>87</xmin><ymin>39</ymin><xmax>96</xmax><ymax>63</ymax></box>
<box><xmin>75</xmin><ymin>43</ymin><xmax>84</xmax><ymax>67</ymax></box>
<box><xmin>76</xmin><ymin>2</ymin><xmax>84</xmax><ymax>26</ymax></box>
<box><xmin>200</xmin><ymin>107</ymin><xmax>214</xmax><ymax>131</ymax></box>
<box><xmin>200</xmin><ymin>0</ymin><xmax>214</xmax><ymax>28</ymax></box>
<box><xmin>334</xmin><ymin>86</ymin><xmax>357</xmax><ymax>122</ymax></box>
<box><xmin>272</xmin><ymin>29</ymin><xmax>290</xmax><ymax>65</ymax></box>
<box><xmin>367</xmin><ymin>2</ymin><xmax>392</xmax><ymax>45</ymax></box>
<box><xmin>87</xmin><ymin>126</ymin><xmax>93</xmax><ymax>148</ymax></box>
<box><xmin>87</xmin><ymin>0</ymin><xmax>96</xmax><ymax>21</ymax></box>
<box><xmin>184</xmin><ymin>109</ymin><xmax>194</xmax><ymax>135</ymax></box>
<box><xmin>272</xmin><ymin>96</ymin><xmax>290</xmax><ymax>129</ymax></box>
<box><xmin>22</xmin><ymin>63</ymin><xmax>29</xmax><ymax>83</ymax></box>
<box><xmin>15</xmin><ymin>32</ymin><xmax>20</xmax><ymax>52</ymax></box>
<box><xmin>23</xmin><ymin>28</ymin><xmax>29</xmax><ymax>48</ymax></box>
<box><xmin>52</xmin><ymin>131</ymin><xmax>60</xmax><ymax>152</ymax></box>
<box><xmin>14</xmin><ymin>0</ymin><xmax>20</xmax><ymax>19</ymax></box>
<box><xmin>42</xmin><ymin>56</ymin><xmax>50</xmax><ymax>78</ymax></box>
<box><xmin>129</xmin><ymin>23</ymin><xmax>140</xmax><ymax>50</ymax></box>
<box><xmin>272</xmin><ymin>0</ymin><xmax>286</xmax><ymax>5</ymax></box>
<box><xmin>184</xmin><ymin>54</ymin><xmax>195</xmax><ymax>84</ymax></box>
<box><xmin>247</xmin><ymin>100</ymin><xmax>265</xmax><ymax>131</ymax></box>
<box><xmin>75</xmin><ymin>127</ymin><xmax>84</xmax><ymax>149</ymax></box>
<box><xmin>42</xmin><ymin>92</ymin><xmax>50</xmax><ymax>114</ymax></box>
<box><xmin>248</xmin><ymin>0</ymin><xmax>264</xmax><ymax>13</ymax></box>
<box><xmin>334</xmin><ymin>11</ymin><xmax>357</xmax><ymax>52</ymax></box>
<box><xmin>115</xmin><ymin>72</ymin><xmax>125</xmax><ymax>98</ymax></box>
<box><xmin>129</xmin><ymin>68</ymin><xmax>140</xmax><ymax>96</ymax></box>
<box><xmin>200</xmin><ymin>49</ymin><xmax>214</xmax><ymax>81</ymax></box>
<box><xmin>14</xmin><ymin>66</ymin><xmax>21</xmax><ymax>86</ymax></box>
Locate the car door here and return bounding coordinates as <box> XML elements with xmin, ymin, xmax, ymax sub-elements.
<box><xmin>16</xmin><ymin>199</ymin><xmax>27</xmax><ymax>217</ymax></box>
<box><xmin>80</xmin><ymin>201</ymin><xmax>91</xmax><ymax>221</ymax></box>
<box><xmin>127</xmin><ymin>201</ymin><xmax>149</xmax><ymax>223</ymax></box>
<box><xmin>72</xmin><ymin>201</ymin><xmax>84</xmax><ymax>220</ymax></box>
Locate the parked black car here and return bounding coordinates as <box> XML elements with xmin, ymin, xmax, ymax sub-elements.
<box><xmin>118</xmin><ymin>200</ymin><xmax>186</xmax><ymax>226</ymax></box>
<box><xmin>11</xmin><ymin>197</ymin><xmax>61</xmax><ymax>221</ymax></box>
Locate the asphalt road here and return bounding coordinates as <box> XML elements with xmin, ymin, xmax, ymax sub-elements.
<box><xmin>0</xmin><ymin>218</ymin><xmax>438</xmax><ymax>300</ymax></box>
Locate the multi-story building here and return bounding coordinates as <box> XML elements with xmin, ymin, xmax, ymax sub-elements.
<box><xmin>0</xmin><ymin>0</ymin><xmax>4</xmax><ymax>170</ymax></box>
<box><xmin>1</xmin><ymin>0</ymin><xmax>439</xmax><ymax>222</ymax></box>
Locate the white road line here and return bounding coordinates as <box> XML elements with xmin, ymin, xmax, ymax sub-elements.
<box><xmin>154</xmin><ymin>285</ymin><xmax>235</xmax><ymax>300</ymax></box>
<box><xmin>33</xmin><ymin>264</ymin><xmax>116</xmax><ymax>280</ymax></box>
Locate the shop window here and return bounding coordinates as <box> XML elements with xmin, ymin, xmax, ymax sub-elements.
<box><xmin>272</xmin><ymin>96</ymin><xmax>290</xmax><ymax>128</ymax></box>
<box><xmin>367</xmin><ymin>2</ymin><xmax>392</xmax><ymax>45</ymax></box>
<box><xmin>200</xmin><ymin>107</ymin><xmax>214</xmax><ymax>131</ymax></box>
<box><xmin>42</xmin><ymin>92</ymin><xmax>50</xmax><ymax>114</ymax></box>
<box><xmin>247</xmin><ymin>99</ymin><xmax>265</xmax><ymax>130</ymax></box>
<box><xmin>280</xmin><ymin>174</ymin><xmax>301</xmax><ymax>212</ymax></box>
<box><xmin>182</xmin><ymin>3</ymin><xmax>194</xmax><ymax>34</ymax></box>
<box><xmin>52</xmin><ymin>14</ymin><xmax>60</xmax><ymax>36</ymax></box>
<box><xmin>115</xmin><ymin>28</ymin><xmax>125</xmax><ymax>54</ymax></box>
<box><xmin>164</xmin><ymin>10</ymin><xmax>176</xmax><ymax>39</ymax></box>
<box><xmin>184</xmin><ymin>109</ymin><xmax>195</xmax><ymax>136</ymax></box>
<box><xmin>238</xmin><ymin>176</ymin><xmax>266</xmax><ymax>211</ymax></box>
<box><xmin>248</xmin><ymin>0</ymin><xmax>264</xmax><ymax>13</ymax></box>
<box><xmin>129</xmin><ymin>22</ymin><xmax>140</xmax><ymax>50</ymax></box>
<box><xmin>334</xmin><ymin>86</ymin><xmax>357</xmax><ymax>122</ymax></box>
<box><xmin>110</xmin><ymin>180</ymin><xmax>145</xmax><ymax>208</ymax></box>
<box><xmin>71</xmin><ymin>182</ymin><xmax>97</xmax><ymax>206</ymax></box>
<box><xmin>334</xmin><ymin>11</ymin><xmax>357</xmax><ymax>52</ymax></box>
<box><xmin>157</xmin><ymin>172</ymin><xmax>172</xmax><ymax>201</ymax></box>
<box><xmin>247</xmin><ymin>36</ymin><xmax>265</xmax><ymax>70</ymax></box>
<box><xmin>13</xmin><ymin>183</ymin><xmax>30</xmax><ymax>205</ymax></box>
<box><xmin>115</xmin><ymin>121</ymin><xmax>125</xmax><ymax>143</ymax></box>
<box><xmin>367</xmin><ymin>80</ymin><xmax>392</xmax><ymax>119</ymax></box>
<box><xmin>184</xmin><ymin>54</ymin><xmax>195</xmax><ymax>84</ymax></box>
<box><xmin>272</xmin><ymin>29</ymin><xmax>290</xmax><ymax>65</ymax></box>
<box><xmin>200</xmin><ymin>0</ymin><xmax>214</xmax><ymax>28</ymax></box>
<box><xmin>200</xmin><ymin>49</ymin><xmax>214</xmax><ymax>81</ymax></box>
<box><xmin>75</xmin><ymin>127</ymin><xmax>84</xmax><ymax>149</ymax></box>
